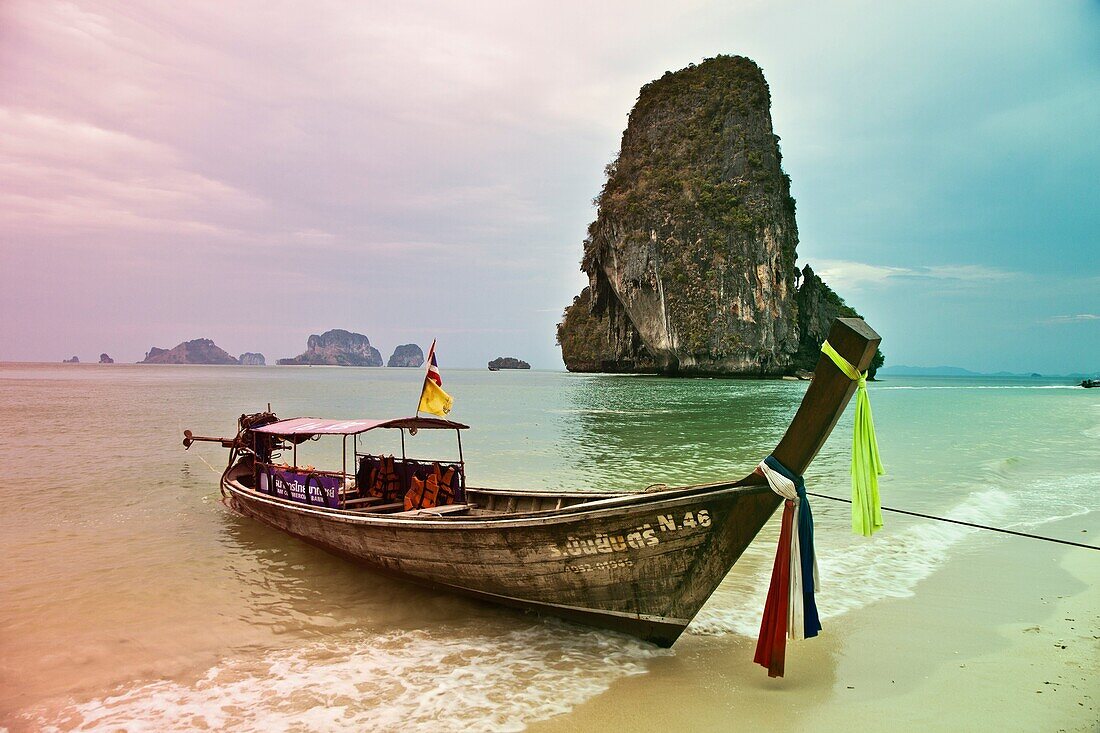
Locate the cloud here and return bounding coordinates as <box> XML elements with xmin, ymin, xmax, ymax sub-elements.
<box><xmin>811</xmin><ymin>259</ymin><xmax>1018</xmax><ymax>291</ymax></box>
<box><xmin>0</xmin><ymin>108</ymin><xmax>269</xmax><ymax>243</ymax></box>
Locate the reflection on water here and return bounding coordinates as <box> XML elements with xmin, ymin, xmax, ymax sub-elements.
<box><xmin>215</xmin><ymin>508</ymin><xmax>520</xmax><ymax>638</ymax></box>
<box><xmin>558</xmin><ymin>376</ymin><xmax>806</xmax><ymax>490</ymax></box>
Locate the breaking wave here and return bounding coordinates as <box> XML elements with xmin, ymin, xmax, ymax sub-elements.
<box><xmin>34</xmin><ymin>626</ymin><xmax>668</xmax><ymax>733</ymax></box>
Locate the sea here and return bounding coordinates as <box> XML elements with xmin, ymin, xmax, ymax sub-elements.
<box><xmin>1</xmin><ymin>363</ymin><xmax>1097</xmax><ymax>731</ymax></box>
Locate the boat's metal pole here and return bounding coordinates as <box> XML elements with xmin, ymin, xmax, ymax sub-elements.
<box><xmin>293</xmin><ymin>440</ymin><xmax>297</xmax><ymax>469</ymax></box>
<box><xmin>456</xmin><ymin>428</ymin><xmax>464</xmax><ymax>464</ymax></box>
<box><xmin>400</xmin><ymin>429</ymin><xmax>407</xmax><ymax>461</ymax></box>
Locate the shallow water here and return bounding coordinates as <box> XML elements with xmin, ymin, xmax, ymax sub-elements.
<box><xmin>1</xmin><ymin>365</ymin><xmax>1096</xmax><ymax>730</ymax></box>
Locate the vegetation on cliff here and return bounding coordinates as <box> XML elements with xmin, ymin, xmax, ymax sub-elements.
<box><xmin>557</xmin><ymin>55</ymin><xmax>881</xmax><ymax>376</ymax></box>
<box><xmin>795</xmin><ymin>266</ymin><xmax>884</xmax><ymax>378</ymax></box>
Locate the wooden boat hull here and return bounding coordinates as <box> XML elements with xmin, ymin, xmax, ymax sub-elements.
<box><xmin>199</xmin><ymin>317</ymin><xmax>881</xmax><ymax>646</ymax></box>
<box><xmin>223</xmin><ymin>479</ymin><xmax>779</xmax><ymax>645</ymax></box>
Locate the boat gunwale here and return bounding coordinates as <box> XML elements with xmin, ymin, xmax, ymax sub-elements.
<box><xmin>222</xmin><ymin>476</ymin><xmax>771</xmax><ymax>530</ymax></box>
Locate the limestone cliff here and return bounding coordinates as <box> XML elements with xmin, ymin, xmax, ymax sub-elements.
<box><xmin>387</xmin><ymin>344</ymin><xmax>424</xmax><ymax>367</ymax></box>
<box><xmin>277</xmin><ymin>329</ymin><xmax>383</xmax><ymax>366</ymax></box>
<box><xmin>559</xmin><ymin>56</ymin><xmax>799</xmax><ymax>375</ymax></box>
<box><xmin>795</xmin><ymin>266</ymin><xmax>884</xmax><ymax>378</ymax></box>
<box><xmin>98</xmin><ymin>353</ymin><xmax>114</xmax><ymax>364</ymax></box>
<box><xmin>238</xmin><ymin>352</ymin><xmax>266</xmax><ymax>366</ymax></box>
<box><xmin>141</xmin><ymin>339</ymin><xmax>238</xmax><ymax>364</ymax></box>
<box><xmin>558</xmin><ymin>56</ymin><xmax>877</xmax><ymax>376</ymax></box>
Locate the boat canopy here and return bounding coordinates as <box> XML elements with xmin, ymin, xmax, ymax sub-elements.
<box><xmin>252</xmin><ymin>416</ymin><xmax>469</xmax><ymax>436</ymax></box>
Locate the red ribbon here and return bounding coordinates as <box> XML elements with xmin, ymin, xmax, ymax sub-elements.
<box><xmin>754</xmin><ymin>499</ymin><xmax>795</xmax><ymax>678</ymax></box>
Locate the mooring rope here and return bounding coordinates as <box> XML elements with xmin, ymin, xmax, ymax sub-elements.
<box><xmin>805</xmin><ymin>491</ymin><xmax>1098</xmax><ymax>551</ymax></box>
<box><xmin>193</xmin><ymin>452</ymin><xmax>224</xmax><ymax>477</ymax></box>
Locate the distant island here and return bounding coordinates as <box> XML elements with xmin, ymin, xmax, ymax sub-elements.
<box><xmin>126</xmin><ymin>331</ymin><xmax>433</xmax><ymax>367</ymax></box>
<box><xmin>388</xmin><ymin>344</ymin><xmax>424</xmax><ymax>367</ymax></box>
<box><xmin>277</xmin><ymin>329</ymin><xmax>383</xmax><ymax>366</ymax></box>
<box><xmin>99</xmin><ymin>353</ymin><xmax>113</xmax><ymax>364</ymax></box>
<box><xmin>141</xmin><ymin>339</ymin><xmax>238</xmax><ymax>364</ymax></box>
<box><xmin>878</xmin><ymin>365</ymin><xmax>1098</xmax><ymax>379</ymax></box>
<box><xmin>489</xmin><ymin>357</ymin><xmax>530</xmax><ymax>370</ymax></box>
<box><xmin>62</xmin><ymin>356</ymin><xmax>79</xmax><ymax>363</ymax></box>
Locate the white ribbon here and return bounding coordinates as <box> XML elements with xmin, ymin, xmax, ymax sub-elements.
<box><xmin>758</xmin><ymin>460</ymin><xmax>819</xmax><ymax>640</ymax></box>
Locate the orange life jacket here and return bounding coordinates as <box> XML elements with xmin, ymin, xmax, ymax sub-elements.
<box><xmin>433</xmin><ymin>464</ymin><xmax>457</xmax><ymax>506</ymax></box>
<box><xmin>368</xmin><ymin>455</ymin><xmax>402</xmax><ymax>501</ymax></box>
<box><xmin>404</xmin><ymin>474</ymin><xmax>428</xmax><ymax>511</ymax></box>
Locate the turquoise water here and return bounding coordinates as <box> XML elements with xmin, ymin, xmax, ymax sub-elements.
<box><xmin>1</xmin><ymin>364</ymin><xmax>1096</xmax><ymax>730</ymax></box>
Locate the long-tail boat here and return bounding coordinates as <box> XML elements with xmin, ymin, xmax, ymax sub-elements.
<box><xmin>184</xmin><ymin>318</ymin><xmax>880</xmax><ymax>646</ymax></box>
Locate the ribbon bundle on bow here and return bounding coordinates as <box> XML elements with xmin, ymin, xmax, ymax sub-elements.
<box><xmin>753</xmin><ymin>456</ymin><xmax>821</xmax><ymax>678</ymax></box>
<box><xmin>822</xmin><ymin>340</ymin><xmax>885</xmax><ymax>537</ymax></box>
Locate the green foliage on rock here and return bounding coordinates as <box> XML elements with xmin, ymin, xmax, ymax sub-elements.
<box><xmin>559</xmin><ymin>55</ymin><xmax>879</xmax><ymax>376</ymax></box>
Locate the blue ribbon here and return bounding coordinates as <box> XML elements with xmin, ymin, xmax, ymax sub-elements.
<box><xmin>763</xmin><ymin>455</ymin><xmax>821</xmax><ymax>639</ymax></box>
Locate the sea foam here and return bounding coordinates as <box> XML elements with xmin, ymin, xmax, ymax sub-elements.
<box><xmin>34</xmin><ymin>626</ymin><xmax>668</xmax><ymax>733</ymax></box>
<box><xmin>688</xmin><ymin>487</ymin><xmax>1015</xmax><ymax>637</ymax></box>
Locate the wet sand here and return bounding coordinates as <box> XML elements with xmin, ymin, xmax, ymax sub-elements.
<box><xmin>530</xmin><ymin>513</ymin><xmax>1099</xmax><ymax>733</ymax></box>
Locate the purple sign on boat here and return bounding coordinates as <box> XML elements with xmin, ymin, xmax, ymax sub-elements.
<box><xmin>260</xmin><ymin>468</ymin><xmax>342</xmax><ymax>508</ymax></box>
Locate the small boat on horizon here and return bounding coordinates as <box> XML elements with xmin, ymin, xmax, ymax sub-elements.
<box><xmin>184</xmin><ymin>318</ymin><xmax>880</xmax><ymax>647</ymax></box>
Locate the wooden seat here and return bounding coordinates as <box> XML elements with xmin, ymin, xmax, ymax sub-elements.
<box><xmin>343</xmin><ymin>496</ymin><xmax>383</xmax><ymax>507</ymax></box>
<box><xmin>347</xmin><ymin>501</ymin><xmax>405</xmax><ymax>514</ymax></box>
<box><xmin>392</xmin><ymin>503</ymin><xmax>474</xmax><ymax>518</ymax></box>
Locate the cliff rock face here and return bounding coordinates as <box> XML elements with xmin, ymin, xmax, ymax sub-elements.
<box><xmin>387</xmin><ymin>344</ymin><xmax>424</xmax><ymax>367</ymax></box>
<box><xmin>277</xmin><ymin>329</ymin><xmax>383</xmax><ymax>366</ymax></box>
<box><xmin>238</xmin><ymin>352</ymin><xmax>266</xmax><ymax>366</ymax></box>
<box><xmin>141</xmin><ymin>339</ymin><xmax>238</xmax><ymax>364</ymax></box>
<box><xmin>558</xmin><ymin>56</ymin><xmax>800</xmax><ymax>375</ymax></box>
<box><xmin>795</xmin><ymin>265</ymin><xmax>884</xmax><ymax>378</ymax></box>
<box><xmin>557</xmin><ymin>57</ymin><xmax>881</xmax><ymax>376</ymax></box>
<box><xmin>488</xmin><ymin>357</ymin><xmax>531</xmax><ymax>370</ymax></box>
<box><xmin>98</xmin><ymin>353</ymin><xmax>114</xmax><ymax>364</ymax></box>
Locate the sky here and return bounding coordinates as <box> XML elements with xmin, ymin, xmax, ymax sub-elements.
<box><xmin>0</xmin><ymin>1</ymin><xmax>1097</xmax><ymax>372</ymax></box>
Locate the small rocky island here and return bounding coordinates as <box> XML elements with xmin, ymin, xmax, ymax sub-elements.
<box><xmin>98</xmin><ymin>353</ymin><xmax>114</xmax><ymax>364</ymax></box>
<box><xmin>278</xmin><ymin>329</ymin><xmax>383</xmax><ymax>366</ymax></box>
<box><xmin>387</xmin><ymin>344</ymin><xmax>424</xmax><ymax>367</ymax></box>
<box><xmin>62</xmin><ymin>356</ymin><xmax>79</xmax><ymax>364</ymax></box>
<box><xmin>140</xmin><ymin>339</ymin><xmax>238</xmax><ymax>364</ymax></box>
<box><xmin>556</xmin><ymin>55</ymin><xmax>882</xmax><ymax>377</ymax></box>
<box><xmin>238</xmin><ymin>352</ymin><xmax>266</xmax><ymax>366</ymax></box>
<box><xmin>488</xmin><ymin>357</ymin><xmax>531</xmax><ymax>370</ymax></box>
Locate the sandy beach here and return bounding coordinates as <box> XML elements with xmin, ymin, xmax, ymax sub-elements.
<box><xmin>530</xmin><ymin>513</ymin><xmax>1099</xmax><ymax>733</ymax></box>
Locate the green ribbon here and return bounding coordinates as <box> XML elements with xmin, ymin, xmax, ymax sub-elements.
<box><xmin>822</xmin><ymin>340</ymin><xmax>885</xmax><ymax>537</ymax></box>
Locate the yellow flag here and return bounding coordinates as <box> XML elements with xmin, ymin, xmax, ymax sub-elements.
<box><xmin>418</xmin><ymin>377</ymin><xmax>453</xmax><ymax>416</ymax></box>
